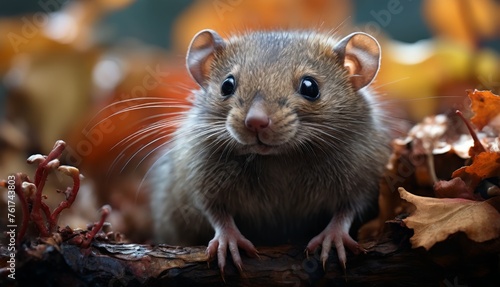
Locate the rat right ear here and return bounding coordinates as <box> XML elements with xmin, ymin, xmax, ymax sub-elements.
<box><xmin>334</xmin><ymin>32</ymin><xmax>381</xmax><ymax>91</ymax></box>
<box><xmin>186</xmin><ymin>29</ymin><xmax>226</xmax><ymax>88</ymax></box>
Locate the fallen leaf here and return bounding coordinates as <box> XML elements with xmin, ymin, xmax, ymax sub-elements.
<box><xmin>395</xmin><ymin>114</ymin><xmax>451</xmax><ymax>158</ymax></box>
<box><xmin>399</xmin><ymin>187</ymin><xmax>500</xmax><ymax>250</ymax></box>
<box><xmin>434</xmin><ymin>177</ymin><xmax>477</xmax><ymax>200</ymax></box>
<box><xmin>359</xmin><ymin>114</ymin><xmax>469</xmax><ymax>241</ymax></box>
<box><xmin>452</xmin><ymin>151</ymin><xmax>500</xmax><ymax>190</ymax></box>
<box><xmin>469</xmin><ymin>90</ymin><xmax>500</xmax><ymax>131</ymax></box>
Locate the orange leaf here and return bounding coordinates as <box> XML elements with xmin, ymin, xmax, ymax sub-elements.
<box><xmin>469</xmin><ymin>90</ymin><xmax>500</xmax><ymax>131</ymax></box>
<box><xmin>452</xmin><ymin>151</ymin><xmax>500</xmax><ymax>190</ymax></box>
<box><xmin>399</xmin><ymin>187</ymin><xmax>500</xmax><ymax>250</ymax></box>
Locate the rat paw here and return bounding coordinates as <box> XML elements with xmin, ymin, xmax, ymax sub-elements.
<box><xmin>206</xmin><ymin>226</ymin><xmax>258</xmax><ymax>275</ymax></box>
<box><xmin>306</xmin><ymin>225</ymin><xmax>365</xmax><ymax>271</ymax></box>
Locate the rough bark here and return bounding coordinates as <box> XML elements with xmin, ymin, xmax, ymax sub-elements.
<box><xmin>2</xmin><ymin>224</ymin><xmax>498</xmax><ymax>287</ymax></box>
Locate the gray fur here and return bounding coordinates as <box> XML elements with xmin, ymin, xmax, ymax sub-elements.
<box><xmin>150</xmin><ymin>30</ymin><xmax>391</xmax><ymax>246</ymax></box>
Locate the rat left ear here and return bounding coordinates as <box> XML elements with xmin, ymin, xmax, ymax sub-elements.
<box><xmin>334</xmin><ymin>32</ymin><xmax>381</xmax><ymax>91</ymax></box>
<box><xmin>186</xmin><ymin>29</ymin><xmax>226</xmax><ymax>88</ymax></box>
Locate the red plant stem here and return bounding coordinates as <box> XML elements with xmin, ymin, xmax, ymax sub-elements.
<box><xmin>41</xmin><ymin>202</ymin><xmax>52</xmax><ymax>225</ymax></box>
<box><xmin>455</xmin><ymin>110</ymin><xmax>486</xmax><ymax>156</ymax></box>
<box><xmin>30</xmin><ymin>168</ymin><xmax>50</xmax><ymax>237</ymax></box>
<box><xmin>13</xmin><ymin>173</ymin><xmax>30</xmax><ymax>242</ymax></box>
<box><xmin>34</xmin><ymin>141</ymin><xmax>66</xmax><ymax>186</ymax></box>
<box><xmin>81</xmin><ymin>205</ymin><xmax>111</xmax><ymax>248</ymax></box>
<box><xmin>30</xmin><ymin>141</ymin><xmax>66</xmax><ymax>237</ymax></box>
<box><xmin>49</xmin><ymin>172</ymin><xmax>80</xmax><ymax>231</ymax></box>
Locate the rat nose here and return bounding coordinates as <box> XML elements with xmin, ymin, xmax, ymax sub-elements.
<box><xmin>245</xmin><ymin>101</ymin><xmax>270</xmax><ymax>132</ymax></box>
<box><xmin>245</xmin><ymin>115</ymin><xmax>270</xmax><ymax>132</ymax></box>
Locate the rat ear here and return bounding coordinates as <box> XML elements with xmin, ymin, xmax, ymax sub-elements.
<box><xmin>334</xmin><ymin>32</ymin><xmax>381</xmax><ymax>91</ymax></box>
<box><xmin>186</xmin><ymin>29</ymin><xmax>226</xmax><ymax>88</ymax></box>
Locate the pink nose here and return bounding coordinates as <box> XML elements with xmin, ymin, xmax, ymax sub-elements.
<box><xmin>245</xmin><ymin>102</ymin><xmax>270</xmax><ymax>132</ymax></box>
<box><xmin>245</xmin><ymin>115</ymin><xmax>270</xmax><ymax>132</ymax></box>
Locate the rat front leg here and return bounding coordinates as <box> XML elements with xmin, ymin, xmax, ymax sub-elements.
<box><xmin>205</xmin><ymin>212</ymin><xmax>259</xmax><ymax>275</ymax></box>
<box><xmin>306</xmin><ymin>212</ymin><xmax>366</xmax><ymax>270</ymax></box>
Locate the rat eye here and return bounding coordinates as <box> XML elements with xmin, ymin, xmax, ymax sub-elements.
<box><xmin>298</xmin><ymin>76</ymin><xmax>320</xmax><ymax>101</ymax></box>
<box><xmin>221</xmin><ymin>75</ymin><xmax>236</xmax><ymax>97</ymax></box>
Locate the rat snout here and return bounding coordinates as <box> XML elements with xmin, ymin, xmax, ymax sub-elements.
<box><xmin>245</xmin><ymin>100</ymin><xmax>270</xmax><ymax>132</ymax></box>
<box><xmin>226</xmin><ymin>95</ymin><xmax>298</xmax><ymax>154</ymax></box>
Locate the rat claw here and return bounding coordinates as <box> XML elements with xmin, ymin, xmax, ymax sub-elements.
<box><xmin>237</xmin><ymin>237</ymin><xmax>258</xmax><ymax>258</ymax></box>
<box><xmin>320</xmin><ymin>236</ymin><xmax>332</xmax><ymax>269</ymax></box>
<box><xmin>220</xmin><ymin>268</ymin><xmax>226</xmax><ymax>283</ymax></box>
<box><xmin>306</xmin><ymin>233</ymin><xmax>322</xmax><ymax>253</ymax></box>
<box><xmin>307</xmin><ymin>218</ymin><xmax>364</xmax><ymax>272</ymax></box>
<box><xmin>208</xmin><ymin>224</ymin><xmax>257</xmax><ymax>278</ymax></box>
<box><xmin>206</xmin><ymin>239</ymin><xmax>218</xmax><ymax>261</ymax></box>
<box><xmin>229</xmin><ymin>240</ymin><xmax>243</xmax><ymax>271</ymax></box>
<box><xmin>320</xmin><ymin>249</ymin><xmax>330</xmax><ymax>271</ymax></box>
<box><xmin>342</xmin><ymin>262</ymin><xmax>347</xmax><ymax>280</ymax></box>
<box><xmin>248</xmin><ymin>249</ymin><xmax>261</xmax><ymax>261</ymax></box>
<box><xmin>359</xmin><ymin>246</ymin><xmax>368</xmax><ymax>254</ymax></box>
<box><xmin>333</xmin><ymin>236</ymin><xmax>347</xmax><ymax>270</ymax></box>
<box><xmin>217</xmin><ymin>242</ymin><xmax>228</xmax><ymax>273</ymax></box>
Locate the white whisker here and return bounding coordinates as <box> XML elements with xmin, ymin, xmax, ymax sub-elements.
<box><xmin>83</xmin><ymin>97</ymin><xmax>189</xmax><ymax>130</ymax></box>
<box><xmin>85</xmin><ymin>103</ymin><xmax>190</xmax><ymax>133</ymax></box>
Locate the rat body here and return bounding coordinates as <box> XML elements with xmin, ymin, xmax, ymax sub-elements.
<box><xmin>150</xmin><ymin>29</ymin><xmax>390</xmax><ymax>271</ymax></box>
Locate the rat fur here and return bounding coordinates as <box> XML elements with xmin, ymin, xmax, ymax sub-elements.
<box><xmin>150</xmin><ymin>29</ymin><xmax>391</xmax><ymax>271</ymax></box>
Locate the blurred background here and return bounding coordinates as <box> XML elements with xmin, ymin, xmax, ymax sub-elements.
<box><xmin>0</xmin><ymin>0</ymin><xmax>499</xmax><ymax>242</ymax></box>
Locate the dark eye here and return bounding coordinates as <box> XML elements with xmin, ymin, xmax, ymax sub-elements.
<box><xmin>298</xmin><ymin>76</ymin><xmax>320</xmax><ymax>101</ymax></box>
<box><xmin>221</xmin><ymin>75</ymin><xmax>236</xmax><ymax>97</ymax></box>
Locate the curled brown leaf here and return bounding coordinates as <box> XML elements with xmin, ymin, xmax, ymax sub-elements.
<box><xmin>399</xmin><ymin>187</ymin><xmax>500</xmax><ymax>250</ymax></box>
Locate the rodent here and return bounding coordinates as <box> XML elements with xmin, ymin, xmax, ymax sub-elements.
<box><xmin>150</xmin><ymin>29</ymin><xmax>391</xmax><ymax>273</ymax></box>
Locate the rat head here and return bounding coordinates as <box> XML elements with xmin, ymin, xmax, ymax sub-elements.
<box><xmin>186</xmin><ymin>29</ymin><xmax>381</xmax><ymax>156</ymax></box>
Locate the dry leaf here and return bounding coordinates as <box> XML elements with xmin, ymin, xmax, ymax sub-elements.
<box><xmin>399</xmin><ymin>187</ymin><xmax>500</xmax><ymax>250</ymax></box>
<box><xmin>452</xmin><ymin>151</ymin><xmax>500</xmax><ymax>190</ymax></box>
<box><xmin>359</xmin><ymin>114</ymin><xmax>468</xmax><ymax>240</ymax></box>
<box><xmin>469</xmin><ymin>90</ymin><xmax>500</xmax><ymax>131</ymax></box>
<box><xmin>395</xmin><ymin>114</ymin><xmax>451</xmax><ymax>157</ymax></box>
<box><xmin>434</xmin><ymin>177</ymin><xmax>476</xmax><ymax>200</ymax></box>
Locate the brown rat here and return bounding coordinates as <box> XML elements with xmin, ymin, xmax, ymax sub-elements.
<box><xmin>150</xmin><ymin>29</ymin><xmax>391</xmax><ymax>273</ymax></box>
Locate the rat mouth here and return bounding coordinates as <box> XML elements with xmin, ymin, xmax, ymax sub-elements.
<box><xmin>227</xmin><ymin>127</ymin><xmax>284</xmax><ymax>155</ymax></box>
<box><xmin>251</xmin><ymin>144</ymin><xmax>274</xmax><ymax>154</ymax></box>
<box><xmin>256</xmin><ymin>137</ymin><xmax>271</xmax><ymax>147</ymax></box>
<box><xmin>249</xmin><ymin>137</ymin><xmax>279</xmax><ymax>155</ymax></box>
